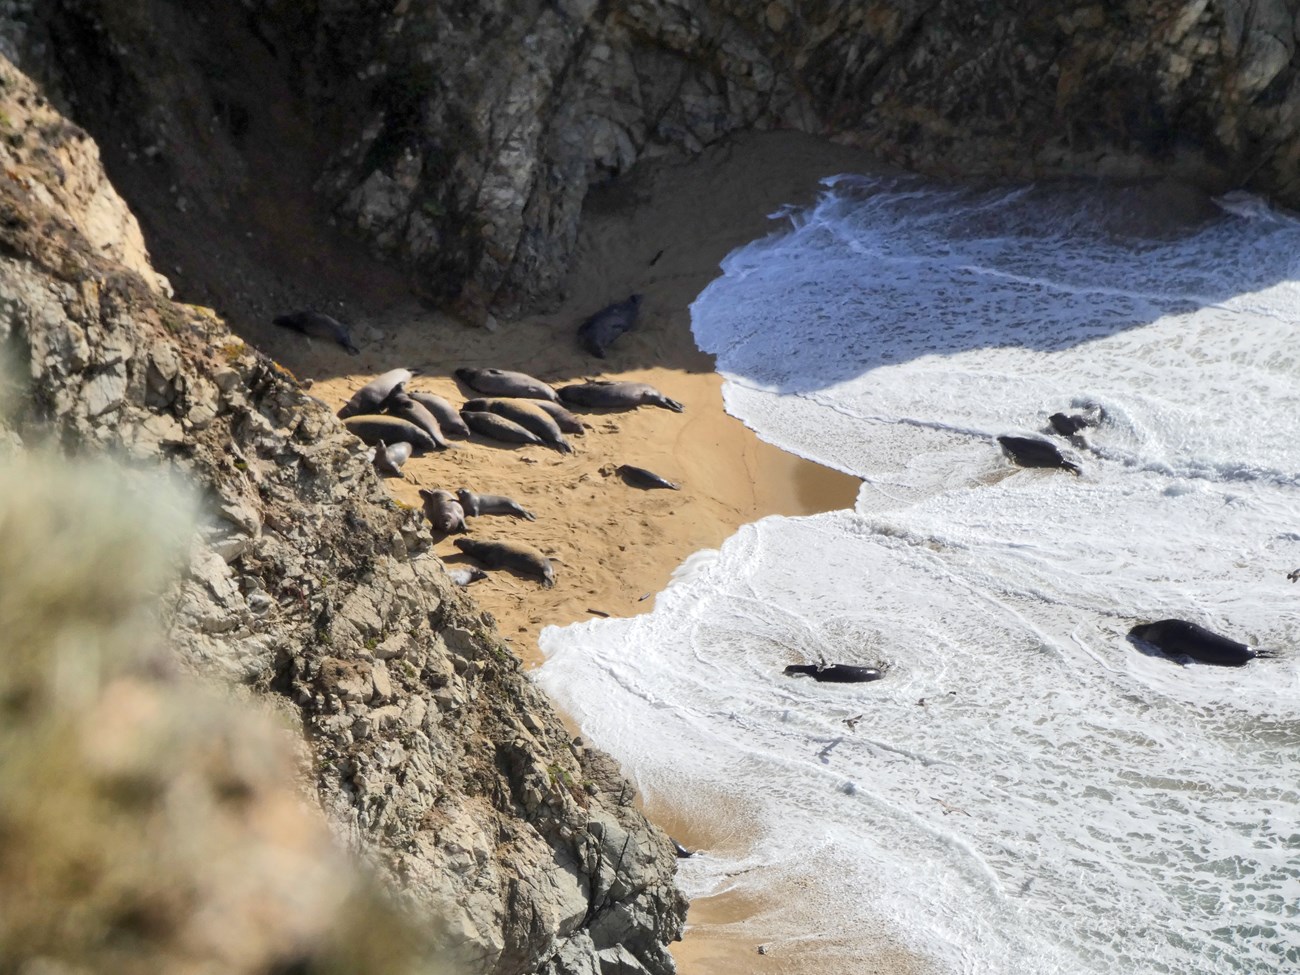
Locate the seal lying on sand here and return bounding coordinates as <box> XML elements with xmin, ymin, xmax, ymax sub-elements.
<box><xmin>456</xmin><ymin>488</ymin><xmax>536</xmax><ymax>521</ymax></box>
<box><xmin>784</xmin><ymin>664</ymin><xmax>884</xmax><ymax>683</ymax></box>
<box><xmin>460</xmin><ymin>410</ymin><xmax>546</xmax><ymax>447</ymax></box>
<box><xmin>558</xmin><ymin>381</ymin><xmax>684</xmax><ymax>413</ymax></box>
<box><xmin>531</xmin><ymin>399</ymin><xmax>586</xmax><ymax>435</ymax></box>
<box><xmin>616</xmin><ymin>464</ymin><xmax>679</xmax><ymax>490</ymax></box>
<box><xmin>369</xmin><ymin>439</ymin><xmax>411</xmax><ymax>478</ymax></box>
<box><xmin>385</xmin><ymin>392</ymin><xmax>452</xmax><ymax>449</ymax></box>
<box><xmin>1127</xmin><ymin>619</ymin><xmax>1273</xmax><ymax>667</ymax></box>
<box><xmin>419</xmin><ymin>488</ymin><xmax>467</xmax><ymax>534</ymax></box>
<box><xmin>407</xmin><ymin>390</ymin><xmax>470</xmax><ymax>438</ymax></box>
<box><xmin>454</xmin><ymin>367</ymin><xmax>558</xmax><ymax>402</ymax></box>
<box><xmin>454</xmin><ymin>537</ymin><xmax>555</xmax><ymax>587</ymax></box>
<box><xmin>338</xmin><ymin>368</ymin><xmax>412</xmax><ymax>419</ymax></box>
<box><xmin>463</xmin><ymin>398</ymin><xmax>572</xmax><ymax>452</ymax></box>
<box><xmin>578</xmin><ymin>293</ymin><xmax>642</xmax><ymax>358</ymax></box>
<box><xmin>344</xmin><ymin>415</ymin><xmax>439</xmax><ymax>453</ymax></box>
<box><xmin>273</xmin><ymin>310</ymin><xmax>361</xmax><ymax>356</ymax></box>
<box><xmin>447</xmin><ymin>566</ymin><xmax>488</xmax><ymax>587</ymax></box>
<box><xmin>997</xmin><ymin>435</ymin><xmax>1081</xmax><ymax>475</ymax></box>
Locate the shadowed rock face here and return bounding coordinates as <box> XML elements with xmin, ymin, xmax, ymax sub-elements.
<box><xmin>21</xmin><ymin>0</ymin><xmax>1300</xmax><ymax>320</ymax></box>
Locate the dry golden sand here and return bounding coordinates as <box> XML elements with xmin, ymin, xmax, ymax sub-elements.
<box><xmin>273</xmin><ymin>131</ymin><xmax>926</xmax><ymax>975</ymax></box>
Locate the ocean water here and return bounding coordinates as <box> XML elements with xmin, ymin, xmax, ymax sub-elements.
<box><xmin>537</xmin><ymin>176</ymin><xmax>1300</xmax><ymax>974</ymax></box>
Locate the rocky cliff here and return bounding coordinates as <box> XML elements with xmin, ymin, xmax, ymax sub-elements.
<box><xmin>0</xmin><ymin>47</ymin><xmax>684</xmax><ymax>975</ymax></box>
<box><xmin>20</xmin><ymin>0</ymin><xmax>1300</xmax><ymax>320</ymax></box>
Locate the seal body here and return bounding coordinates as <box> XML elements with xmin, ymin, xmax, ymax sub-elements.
<box><xmin>456</xmin><ymin>488</ymin><xmax>536</xmax><ymax>521</ymax></box>
<box><xmin>1048</xmin><ymin>412</ymin><xmax>1089</xmax><ymax>436</ymax></box>
<box><xmin>407</xmin><ymin>391</ymin><xmax>470</xmax><ymax>438</ymax></box>
<box><xmin>558</xmin><ymin>381</ymin><xmax>684</xmax><ymax>413</ymax></box>
<box><xmin>273</xmin><ymin>310</ymin><xmax>361</xmax><ymax>355</ymax></box>
<box><xmin>784</xmin><ymin>664</ymin><xmax>884</xmax><ymax>683</ymax></box>
<box><xmin>616</xmin><ymin>464</ymin><xmax>679</xmax><ymax>490</ymax></box>
<box><xmin>343</xmin><ymin>415</ymin><xmax>438</xmax><ymax>454</ymax></box>
<box><xmin>419</xmin><ymin>489</ymin><xmax>467</xmax><ymax>534</ymax></box>
<box><xmin>384</xmin><ymin>392</ymin><xmax>451</xmax><ymax>449</ymax></box>
<box><xmin>578</xmin><ymin>293</ymin><xmax>642</xmax><ymax>357</ymax></box>
<box><xmin>370</xmin><ymin>439</ymin><xmax>411</xmax><ymax>478</ymax></box>
<box><xmin>463</xmin><ymin>398</ymin><xmax>572</xmax><ymax>452</ymax></box>
<box><xmin>997</xmin><ymin>435</ymin><xmax>1081</xmax><ymax>475</ymax></box>
<box><xmin>338</xmin><ymin>368</ymin><xmax>412</xmax><ymax>419</ymax></box>
<box><xmin>447</xmin><ymin>566</ymin><xmax>488</xmax><ymax>586</ymax></box>
<box><xmin>531</xmin><ymin>400</ymin><xmax>586</xmax><ymax>435</ymax></box>
<box><xmin>460</xmin><ymin>410</ymin><xmax>545</xmax><ymax>447</ymax></box>
<box><xmin>454</xmin><ymin>537</ymin><xmax>555</xmax><ymax>587</ymax></box>
<box><xmin>454</xmin><ymin>367</ymin><xmax>558</xmax><ymax>402</ymax></box>
<box><xmin>1128</xmin><ymin>619</ymin><xmax>1260</xmax><ymax>667</ymax></box>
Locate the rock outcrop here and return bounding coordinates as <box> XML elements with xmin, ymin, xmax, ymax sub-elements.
<box><xmin>0</xmin><ymin>51</ymin><xmax>685</xmax><ymax>975</ymax></box>
<box><xmin>19</xmin><ymin>0</ymin><xmax>1300</xmax><ymax>319</ymax></box>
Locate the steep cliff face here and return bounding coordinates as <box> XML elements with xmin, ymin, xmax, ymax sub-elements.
<box><xmin>22</xmin><ymin>0</ymin><xmax>1299</xmax><ymax>319</ymax></box>
<box><xmin>0</xmin><ymin>50</ymin><xmax>684</xmax><ymax>975</ymax></box>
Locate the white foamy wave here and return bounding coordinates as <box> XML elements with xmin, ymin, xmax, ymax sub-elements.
<box><xmin>539</xmin><ymin>176</ymin><xmax>1300</xmax><ymax>974</ymax></box>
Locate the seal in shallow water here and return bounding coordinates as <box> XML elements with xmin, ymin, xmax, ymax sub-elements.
<box><xmin>578</xmin><ymin>293</ymin><xmax>642</xmax><ymax>357</ymax></box>
<box><xmin>558</xmin><ymin>380</ymin><xmax>684</xmax><ymax>413</ymax></box>
<box><xmin>454</xmin><ymin>367</ymin><xmax>558</xmax><ymax>402</ymax></box>
<box><xmin>454</xmin><ymin>537</ymin><xmax>555</xmax><ymax>587</ymax></box>
<box><xmin>784</xmin><ymin>664</ymin><xmax>884</xmax><ymax>683</ymax></box>
<box><xmin>273</xmin><ymin>310</ymin><xmax>361</xmax><ymax>355</ymax></box>
<box><xmin>1127</xmin><ymin>619</ymin><xmax>1272</xmax><ymax>667</ymax></box>
<box><xmin>997</xmin><ymin>435</ymin><xmax>1081</xmax><ymax>475</ymax></box>
<box><xmin>338</xmin><ymin>368</ymin><xmax>412</xmax><ymax>419</ymax></box>
<box><xmin>456</xmin><ymin>488</ymin><xmax>536</xmax><ymax>521</ymax></box>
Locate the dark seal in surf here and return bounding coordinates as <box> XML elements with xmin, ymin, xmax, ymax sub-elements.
<box><xmin>784</xmin><ymin>663</ymin><xmax>884</xmax><ymax>683</ymax></box>
<box><xmin>1127</xmin><ymin>619</ymin><xmax>1272</xmax><ymax>667</ymax></box>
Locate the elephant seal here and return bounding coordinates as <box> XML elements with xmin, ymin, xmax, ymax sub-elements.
<box><xmin>1289</xmin><ymin>568</ymin><xmax>1299</xmax><ymax>583</ymax></box>
<box><xmin>273</xmin><ymin>310</ymin><xmax>361</xmax><ymax>355</ymax></box>
<box><xmin>456</xmin><ymin>488</ymin><xmax>536</xmax><ymax>521</ymax></box>
<box><xmin>419</xmin><ymin>488</ymin><xmax>467</xmax><ymax>534</ymax></box>
<box><xmin>557</xmin><ymin>381</ymin><xmax>684</xmax><ymax>413</ymax></box>
<box><xmin>578</xmin><ymin>293</ymin><xmax>642</xmax><ymax>358</ymax></box>
<box><xmin>369</xmin><ymin>439</ymin><xmax>412</xmax><ymax>478</ymax></box>
<box><xmin>463</xmin><ymin>398</ymin><xmax>572</xmax><ymax>453</ymax></box>
<box><xmin>531</xmin><ymin>400</ymin><xmax>586</xmax><ymax>435</ymax></box>
<box><xmin>997</xmin><ymin>435</ymin><xmax>1081</xmax><ymax>475</ymax></box>
<box><xmin>407</xmin><ymin>390</ymin><xmax>470</xmax><ymax>438</ymax></box>
<box><xmin>1127</xmin><ymin>619</ymin><xmax>1272</xmax><ymax>667</ymax></box>
<box><xmin>616</xmin><ymin>464</ymin><xmax>679</xmax><ymax>490</ymax></box>
<box><xmin>447</xmin><ymin>565</ymin><xmax>488</xmax><ymax>587</ymax></box>
<box><xmin>1048</xmin><ymin>412</ymin><xmax>1090</xmax><ymax>436</ymax></box>
<box><xmin>784</xmin><ymin>664</ymin><xmax>884</xmax><ymax>683</ymax></box>
<box><xmin>454</xmin><ymin>537</ymin><xmax>555</xmax><ymax>587</ymax></box>
<box><xmin>454</xmin><ymin>367</ymin><xmax>559</xmax><ymax>402</ymax></box>
<box><xmin>344</xmin><ymin>415</ymin><xmax>439</xmax><ymax>454</ymax></box>
<box><xmin>384</xmin><ymin>392</ymin><xmax>452</xmax><ymax>449</ymax></box>
<box><xmin>460</xmin><ymin>410</ymin><xmax>546</xmax><ymax>447</ymax></box>
<box><xmin>338</xmin><ymin>368</ymin><xmax>412</xmax><ymax>419</ymax></box>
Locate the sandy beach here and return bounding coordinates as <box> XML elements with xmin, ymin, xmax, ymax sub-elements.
<box><xmin>267</xmin><ymin>130</ymin><xmax>925</xmax><ymax>975</ymax></box>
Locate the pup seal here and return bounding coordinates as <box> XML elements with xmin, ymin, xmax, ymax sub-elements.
<box><xmin>454</xmin><ymin>367</ymin><xmax>559</xmax><ymax>402</ymax></box>
<box><xmin>369</xmin><ymin>439</ymin><xmax>412</xmax><ymax>478</ymax></box>
<box><xmin>343</xmin><ymin>415</ymin><xmax>439</xmax><ymax>454</ymax></box>
<box><xmin>456</xmin><ymin>488</ymin><xmax>536</xmax><ymax>521</ymax></box>
<box><xmin>407</xmin><ymin>390</ymin><xmax>470</xmax><ymax>438</ymax></box>
<box><xmin>338</xmin><ymin>368</ymin><xmax>412</xmax><ymax>419</ymax></box>
<box><xmin>460</xmin><ymin>410</ymin><xmax>545</xmax><ymax>447</ymax></box>
<box><xmin>463</xmin><ymin>398</ymin><xmax>572</xmax><ymax>453</ymax></box>
<box><xmin>273</xmin><ymin>310</ymin><xmax>361</xmax><ymax>355</ymax></box>
<box><xmin>1127</xmin><ymin>619</ymin><xmax>1272</xmax><ymax>667</ymax></box>
<box><xmin>616</xmin><ymin>464</ymin><xmax>679</xmax><ymax>490</ymax></box>
<box><xmin>454</xmin><ymin>537</ymin><xmax>555</xmax><ymax>587</ymax></box>
<box><xmin>558</xmin><ymin>381</ymin><xmax>684</xmax><ymax>413</ymax></box>
<box><xmin>384</xmin><ymin>392</ymin><xmax>452</xmax><ymax>449</ymax></box>
<box><xmin>997</xmin><ymin>435</ymin><xmax>1081</xmax><ymax>475</ymax></box>
<box><xmin>784</xmin><ymin>663</ymin><xmax>884</xmax><ymax>683</ymax></box>
<box><xmin>447</xmin><ymin>565</ymin><xmax>488</xmax><ymax>587</ymax></box>
<box><xmin>578</xmin><ymin>293</ymin><xmax>642</xmax><ymax>358</ymax></box>
<box><xmin>419</xmin><ymin>488</ymin><xmax>467</xmax><ymax>534</ymax></box>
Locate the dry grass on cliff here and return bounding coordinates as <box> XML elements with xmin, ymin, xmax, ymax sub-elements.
<box><xmin>0</xmin><ymin>449</ymin><xmax>445</xmax><ymax>975</ymax></box>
